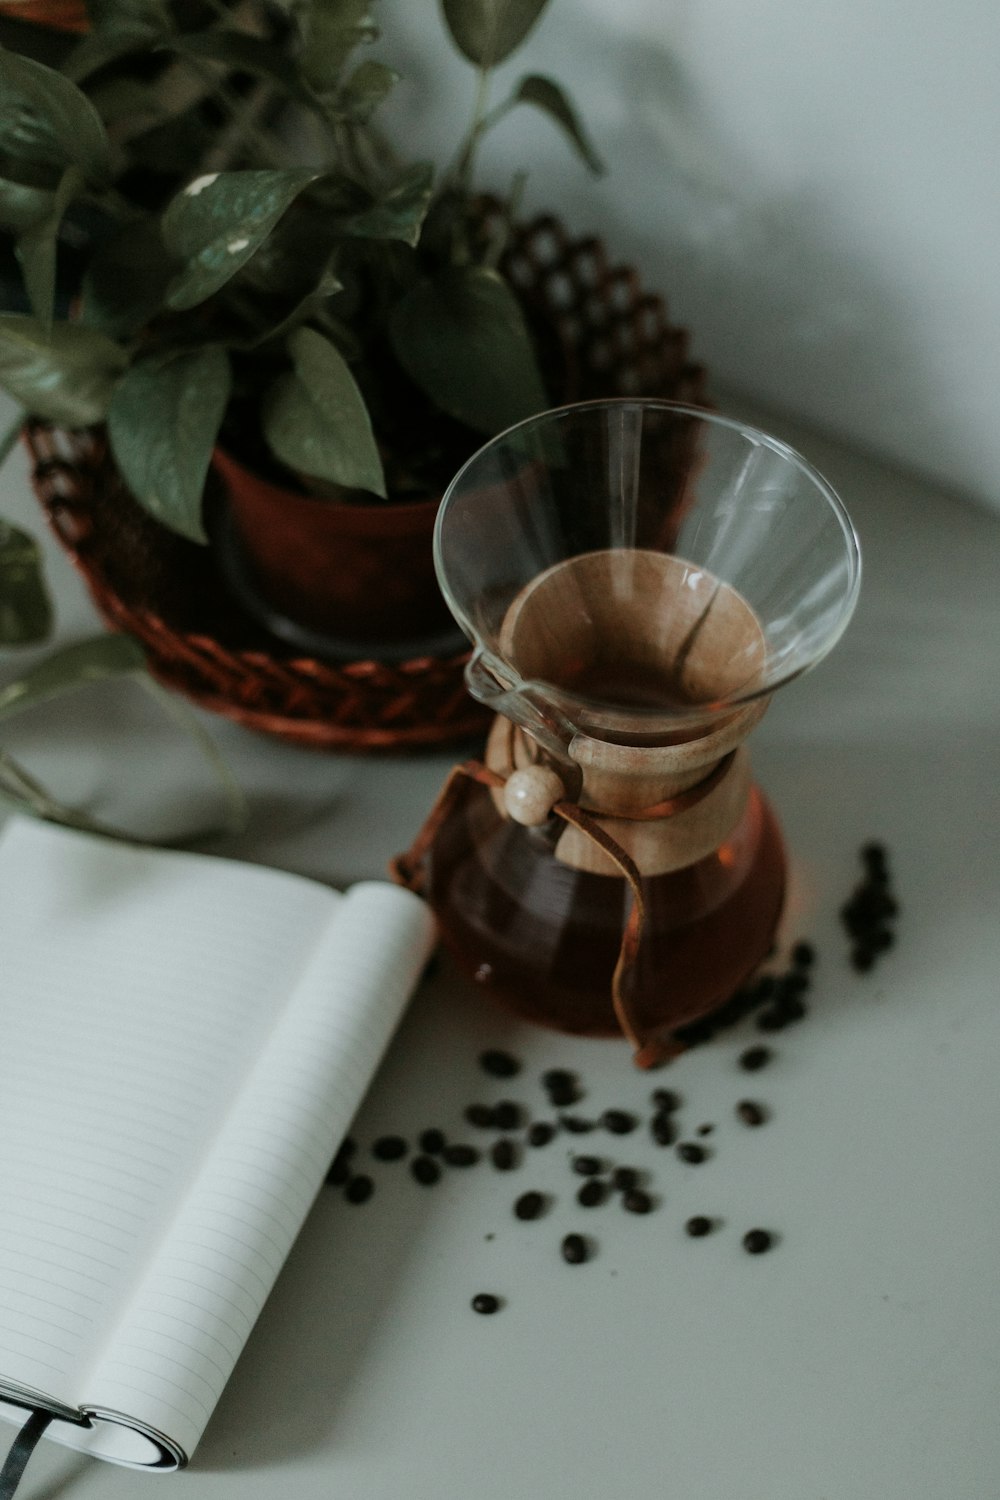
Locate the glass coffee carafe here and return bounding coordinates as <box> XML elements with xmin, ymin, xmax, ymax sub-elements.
<box><xmin>396</xmin><ymin>401</ymin><xmax>861</xmax><ymax>1066</ymax></box>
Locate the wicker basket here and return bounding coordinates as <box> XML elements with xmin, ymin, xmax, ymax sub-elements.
<box><xmin>26</xmin><ymin>212</ymin><xmax>707</xmax><ymax>752</ymax></box>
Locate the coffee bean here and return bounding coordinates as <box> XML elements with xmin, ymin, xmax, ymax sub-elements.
<box><xmin>561</xmin><ymin>1232</ymin><xmax>590</xmax><ymax>1264</ymax></box>
<box><xmin>372</xmin><ymin>1134</ymin><xmax>408</xmax><ymax>1161</ymax></box>
<box><xmin>622</xmin><ymin>1188</ymin><xmax>653</xmax><ymax>1214</ymax></box>
<box><xmin>410</xmin><ymin>1155</ymin><xmax>441</xmax><ymax>1186</ymax></box>
<box><xmin>543</xmin><ymin>1070</ymin><xmax>582</xmax><ymax>1106</ymax></box>
<box><xmin>345</xmin><ymin>1174</ymin><xmax>374</xmax><ymax>1204</ymax></box>
<box><xmin>685</xmin><ymin>1215</ymin><xmax>713</xmax><ymax>1237</ymax></box>
<box><xmin>572</xmin><ymin>1155</ymin><xmax>603</xmax><ymax>1176</ymax></box>
<box><xmin>756</xmin><ymin>1007</ymin><xmax>786</xmax><ymax>1032</ymax></box>
<box><xmin>528</xmin><ymin>1121</ymin><xmax>556</xmax><ymax>1147</ymax></box>
<box><xmin>602</xmin><ymin>1109</ymin><xmax>638</xmax><ymax>1135</ymax></box>
<box><xmin>862</xmin><ymin>840</ymin><xmax>887</xmax><ymax>871</ymax></box>
<box><xmin>490</xmin><ymin>1137</ymin><xmax>519</xmax><ymax>1171</ymax></box>
<box><xmin>742</xmin><ymin>1228</ymin><xmax>774</xmax><ymax>1254</ymax></box>
<box><xmin>419</xmin><ymin>1128</ymin><xmax>445</xmax><ymax>1154</ymax></box>
<box><xmin>651</xmin><ymin>1088</ymin><xmax>681</xmax><ymax>1111</ymax></box>
<box><xmin>464</xmin><ymin>1103</ymin><xmax>497</xmax><ymax>1128</ymax></box>
<box><xmin>676</xmin><ymin>1142</ymin><xmax>707</xmax><ymax>1164</ymax></box>
<box><xmin>479</xmin><ymin>1049</ymin><xmax>521</xmax><ymax>1078</ymax></box>
<box><xmin>611</xmin><ymin>1166</ymin><xmax>640</xmax><ymax>1192</ymax></box>
<box><xmin>736</xmin><ymin>1100</ymin><xmax>767</xmax><ymax>1127</ymax></box>
<box><xmin>697</xmin><ymin>1123</ymin><xmax>714</xmax><ymax>1136</ymax></box>
<box><xmin>559</xmin><ymin>1114</ymin><xmax>596</xmax><ymax>1133</ymax></box>
<box><xmin>577</xmin><ymin>1179</ymin><xmax>607</xmax><ymax>1207</ymax></box>
<box><xmin>650</xmin><ymin>1111</ymin><xmax>677</xmax><ymax>1146</ymax></box>
<box><xmin>739</xmin><ymin>1045</ymin><xmax>773</xmax><ymax>1072</ymax></box>
<box><xmin>443</xmin><ymin>1143</ymin><xmax>480</xmax><ymax>1167</ymax></box>
<box><xmin>493</xmin><ymin>1101</ymin><xmax>524</xmax><ymax>1131</ymax></box>
<box><xmin>471</xmin><ymin>1292</ymin><xmax>501</xmax><ymax>1314</ymax></box>
<box><xmin>514</xmin><ymin>1190</ymin><xmax>546</xmax><ymax>1221</ymax></box>
<box><xmin>791</xmin><ymin>940</ymin><xmax>816</xmax><ymax>968</ymax></box>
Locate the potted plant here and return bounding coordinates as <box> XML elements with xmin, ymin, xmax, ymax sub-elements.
<box><xmin>0</xmin><ymin>0</ymin><xmax>607</xmax><ymax>661</ymax></box>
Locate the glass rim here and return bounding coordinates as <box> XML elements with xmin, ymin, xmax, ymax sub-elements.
<box><xmin>434</xmin><ymin>398</ymin><xmax>863</xmax><ymax>725</ymax></box>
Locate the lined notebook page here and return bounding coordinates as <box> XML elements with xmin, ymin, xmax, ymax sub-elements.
<box><xmin>0</xmin><ymin>815</ymin><xmax>338</xmax><ymax>1413</ymax></box>
<box><xmin>80</xmin><ymin>880</ymin><xmax>434</xmax><ymax>1463</ymax></box>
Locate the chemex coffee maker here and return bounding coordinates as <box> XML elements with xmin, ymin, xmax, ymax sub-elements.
<box><xmin>396</xmin><ymin>401</ymin><xmax>860</xmax><ymax>1066</ymax></box>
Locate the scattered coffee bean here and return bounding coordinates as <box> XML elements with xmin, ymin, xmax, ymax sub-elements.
<box><xmin>528</xmin><ymin>1121</ymin><xmax>556</xmax><ymax>1147</ymax></box>
<box><xmin>791</xmin><ymin>940</ymin><xmax>816</xmax><ymax>968</ymax></box>
<box><xmin>560</xmin><ymin>1114</ymin><xmax>597</xmax><ymax>1133</ymax></box>
<box><xmin>443</xmin><ymin>1143</ymin><xmax>480</xmax><ymax>1167</ymax></box>
<box><xmin>514</xmin><ymin>1190</ymin><xmax>546</xmax><ymax>1221</ymax></box>
<box><xmin>697</xmin><ymin>1123</ymin><xmax>714</xmax><ymax>1136</ymax></box>
<box><xmin>490</xmin><ymin>1137</ymin><xmax>519</xmax><ymax>1171</ymax></box>
<box><xmin>543</xmin><ymin>1069</ymin><xmax>582</xmax><ymax>1106</ymax></box>
<box><xmin>479</xmin><ymin>1049</ymin><xmax>521</xmax><ymax>1078</ymax></box>
<box><xmin>572</xmin><ymin>1155</ymin><xmax>603</xmax><ymax>1177</ymax></box>
<box><xmin>676</xmin><ymin>1142</ymin><xmax>707</xmax><ymax>1164</ymax></box>
<box><xmin>651</xmin><ymin>1088</ymin><xmax>681</xmax><ymax>1111</ymax></box>
<box><xmin>685</xmin><ymin>1215</ymin><xmax>713</xmax><ymax>1237</ymax></box>
<box><xmin>419</xmin><ymin>1128</ymin><xmax>446</xmax><ymax>1155</ymax></box>
<box><xmin>410</xmin><ymin>1155</ymin><xmax>441</xmax><ymax>1186</ymax></box>
<box><xmin>561</xmin><ymin>1232</ymin><xmax>590</xmax><ymax>1264</ymax></box>
<box><xmin>611</xmin><ymin>1166</ymin><xmax>640</xmax><ymax>1192</ymax></box>
<box><xmin>742</xmin><ymin>1228</ymin><xmax>774</xmax><ymax>1254</ymax></box>
<box><xmin>622</xmin><ymin>1188</ymin><xmax>653</xmax><ymax>1214</ymax></box>
<box><xmin>736</xmin><ymin>1100</ymin><xmax>767</xmax><ymax>1127</ymax></box>
<box><xmin>493</xmin><ymin>1100</ymin><xmax>524</xmax><ymax>1131</ymax></box>
<box><xmin>577</xmin><ymin>1179</ymin><xmax>607</xmax><ymax>1207</ymax></box>
<box><xmin>464</xmin><ymin>1103</ymin><xmax>497</xmax><ymax>1128</ymax></box>
<box><xmin>345</xmin><ymin>1174</ymin><xmax>374</xmax><ymax>1205</ymax></box>
<box><xmin>862</xmin><ymin>840</ymin><xmax>887</xmax><ymax>871</ymax></box>
<box><xmin>739</xmin><ymin>1045</ymin><xmax>773</xmax><ymax>1072</ymax></box>
<box><xmin>471</xmin><ymin>1292</ymin><xmax>501</xmax><ymax>1314</ymax></box>
<box><xmin>650</xmin><ymin>1111</ymin><xmax>677</xmax><ymax>1147</ymax></box>
<box><xmin>602</xmin><ymin>1108</ymin><xmax>638</xmax><ymax>1135</ymax></box>
<box><xmin>372</xmin><ymin>1134</ymin><xmax>408</xmax><ymax>1161</ymax></box>
<box><xmin>841</xmin><ymin>842</ymin><xmax>899</xmax><ymax>972</ymax></box>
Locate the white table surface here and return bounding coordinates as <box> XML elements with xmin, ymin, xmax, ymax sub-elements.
<box><xmin>1</xmin><ymin>390</ymin><xmax>998</xmax><ymax>1500</ymax></box>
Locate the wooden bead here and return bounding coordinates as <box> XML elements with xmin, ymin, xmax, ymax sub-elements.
<box><xmin>502</xmin><ymin>766</ymin><xmax>565</xmax><ymax>826</ymax></box>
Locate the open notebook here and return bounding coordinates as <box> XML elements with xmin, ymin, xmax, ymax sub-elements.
<box><xmin>0</xmin><ymin>815</ymin><xmax>435</xmax><ymax>1471</ymax></box>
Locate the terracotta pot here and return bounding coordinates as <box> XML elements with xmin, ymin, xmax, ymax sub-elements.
<box><xmin>0</xmin><ymin>0</ymin><xmax>89</xmax><ymax>29</ymax></box>
<box><xmin>211</xmin><ymin>446</ymin><xmax>460</xmax><ymax>661</ymax></box>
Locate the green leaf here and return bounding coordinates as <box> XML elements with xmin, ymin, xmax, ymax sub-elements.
<box><xmin>16</xmin><ymin>165</ymin><xmax>87</xmax><ymax>335</ymax></box>
<box><xmin>346</xmin><ymin>162</ymin><xmax>434</xmax><ymax>247</ymax></box>
<box><xmin>0</xmin><ymin>177</ymin><xmax>54</xmax><ymax>235</ymax></box>
<box><xmin>168</xmin><ymin>31</ymin><xmax>320</xmax><ymax>108</ymax></box>
<box><xmin>88</xmin><ymin>0</ymin><xmax>172</xmax><ymax>39</ymax></box>
<box><xmin>440</xmin><ymin>0</ymin><xmax>550</xmax><ymax>67</ymax></box>
<box><xmin>0</xmin><ymin>633</ymin><xmax>145</xmax><ymax>721</ymax></box>
<box><xmin>0</xmin><ymin>520</ymin><xmax>52</xmax><ymax>647</ymax></box>
<box><xmin>80</xmin><ymin>216</ymin><xmax>176</xmax><ymax>338</ymax></box>
<box><xmin>163</xmin><ymin>168</ymin><xmax>319</xmax><ymax>311</ymax></box>
<box><xmin>0</xmin><ymin>51</ymin><xmax>112</xmax><ymax>184</ymax></box>
<box><xmin>299</xmin><ymin>0</ymin><xmax>379</xmax><ymax>94</ymax></box>
<box><xmin>262</xmin><ymin>327</ymin><xmax>386</xmax><ymax>495</ymax></box>
<box><xmin>388</xmin><ymin>265</ymin><xmax>548</xmax><ymax>435</ymax></box>
<box><xmin>0</xmin><ymin>315</ymin><xmax>127</xmax><ymax>425</ymax></box>
<box><xmin>337</xmin><ymin>59</ymin><xmax>399</xmax><ymax>122</ymax></box>
<box><xmin>107</xmin><ymin>346</ymin><xmax>232</xmax><ymax>543</ymax></box>
<box><xmin>512</xmin><ymin>73</ymin><xmax>604</xmax><ymax>174</ymax></box>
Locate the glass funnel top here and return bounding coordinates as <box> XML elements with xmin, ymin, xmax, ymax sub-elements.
<box><xmin>434</xmin><ymin>400</ymin><xmax>861</xmax><ymax>742</ymax></box>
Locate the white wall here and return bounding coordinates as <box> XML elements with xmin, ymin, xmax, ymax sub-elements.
<box><xmin>377</xmin><ymin>0</ymin><xmax>1000</xmax><ymax>511</ymax></box>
